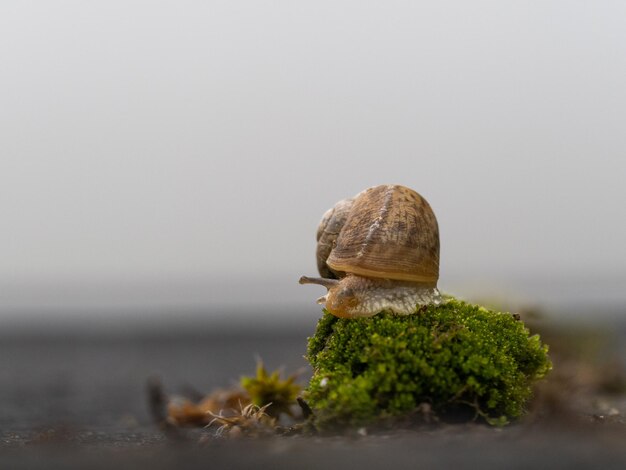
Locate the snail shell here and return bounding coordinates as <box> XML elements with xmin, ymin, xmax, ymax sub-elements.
<box><xmin>324</xmin><ymin>184</ymin><xmax>439</xmax><ymax>283</ymax></box>
<box><xmin>300</xmin><ymin>184</ymin><xmax>441</xmax><ymax>318</ymax></box>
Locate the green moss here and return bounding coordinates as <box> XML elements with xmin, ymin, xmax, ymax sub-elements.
<box><xmin>241</xmin><ymin>361</ymin><xmax>301</xmax><ymax>418</ymax></box>
<box><xmin>305</xmin><ymin>298</ymin><xmax>551</xmax><ymax>429</ymax></box>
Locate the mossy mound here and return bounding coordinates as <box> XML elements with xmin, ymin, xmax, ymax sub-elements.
<box><xmin>306</xmin><ymin>298</ymin><xmax>551</xmax><ymax>430</ymax></box>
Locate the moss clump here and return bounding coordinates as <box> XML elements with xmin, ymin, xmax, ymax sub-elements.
<box><xmin>241</xmin><ymin>361</ymin><xmax>301</xmax><ymax>418</ymax></box>
<box><xmin>306</xmin><ymin>298</ymin><xmax>551</xmax><ymax>429</ymax></box>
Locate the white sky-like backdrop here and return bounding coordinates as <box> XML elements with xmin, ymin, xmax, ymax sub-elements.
<box><xmin>1</xmin><ymin>1</ymin><xmax>625</xmax><ymax>315</ymax></box>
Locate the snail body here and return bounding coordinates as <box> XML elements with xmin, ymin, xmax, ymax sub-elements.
<box><xmin>300</xmin><ymin>184</ymin><xmax>441</xmax><ymax>318</ymax></box>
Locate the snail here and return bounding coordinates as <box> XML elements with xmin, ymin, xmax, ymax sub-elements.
<box><xmin>299</xmin><ymin>184</ymin><xmax>441</xmax><ymax>319</ymax></box>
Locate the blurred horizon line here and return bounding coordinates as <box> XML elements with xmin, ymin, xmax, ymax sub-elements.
<box><xmin>1</xmin><ymin>272</ymin><xmax>625</xmax><ymax>321</ymax></box>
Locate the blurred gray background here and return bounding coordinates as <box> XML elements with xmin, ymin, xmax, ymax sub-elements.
<box><xmin>1</xmin><ymin>1</ymin><xmax>625</xmax><ymax>321</ymax></box>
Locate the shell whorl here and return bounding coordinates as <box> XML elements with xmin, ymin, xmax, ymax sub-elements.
<box><xmin>315</xmin><ymin>197</ymin><xmax>354</xmax><ymax>279</ymax></box>
<box><xmin>319</xmin><ymin>185</ymin><xmax>439</xmax><ymax>284</ymax></box>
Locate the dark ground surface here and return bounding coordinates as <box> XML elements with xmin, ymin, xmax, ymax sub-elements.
<box><xmin>1</xmin><ymin>308</ymin><xmax>626</xmax><ymax>469</ymax></box>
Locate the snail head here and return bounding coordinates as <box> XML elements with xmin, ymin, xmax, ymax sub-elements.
<box><xmin>299</xmin><ymin>275</ymin><xmax>360</xmax><ymax>319</ymax></box>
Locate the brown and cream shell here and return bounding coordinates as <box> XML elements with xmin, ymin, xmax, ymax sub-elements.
<box><xmin>317</xmin><ymin>184</ymin><xmax>439</xmax><ymax>285</ymax></box>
